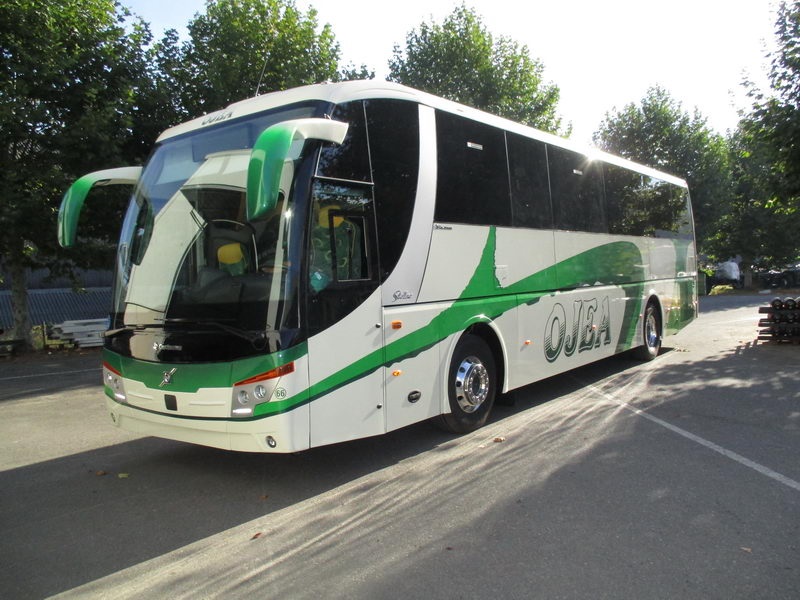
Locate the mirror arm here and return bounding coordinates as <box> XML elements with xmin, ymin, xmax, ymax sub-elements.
<box><xmin>246</xmin><ymin>118</ymin><xmax>348</xmax><ymax>221</ymax></box>
<box><xmin>58</xmin><ymin>166</ymin><xmax>142</xmax><ymax>248</ymax></box>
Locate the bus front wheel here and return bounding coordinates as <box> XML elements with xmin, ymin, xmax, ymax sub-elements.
<box><xmin>437</xmin><ymin>334</ymin><xmax>497</xmax><ymax>434</ymax></box>
<box><xmin>633</xmin><ymin>301</ymin><xmax>662</xmax><ymax>361</ymax></box>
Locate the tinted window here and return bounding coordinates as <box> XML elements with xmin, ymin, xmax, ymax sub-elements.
<box><xmin>604</xmin><ymin>164</ymin><xmax>692</xmax><ymax>239</ymax></box>
<box><xmin>309</xmin><ymin>182</ymin><xmax>373</xmax><ymax>287</ymax></box>
<box><xmin>604</xmin><ymin>163</ymin><xmax>647</xmax><ymax>236</ymax></box>
<box><xmin>507</xmin><ymin>133</ymin><xmax>552</xmax><ymax>229</ymax></box>
<box><xmin>366</xmin><ymin>99</ymin><xmax>420</xmax><ymax>280</ymax></box>
<box><xmin>307</xmin><ymin>180</ymin><xmax>378</xmax><ymax>334</ymax></box>
<box><xmin>317</xmin><ymin>101</ymin><xmax>371</xmax><ymax>182</ymax></box>
<box><xmin>548</xmin><ymin>146</ymin><xmax>606</xmax><ymax>233</ymax></box>
<box><xmin>435</xmin><ymin>111</ymin><xmax>511</xmax><ymax>226</ymax></box>
<box><xmin>647</xmin><ymin>177</ymin><xmax>693</xmax><ymax>239</ymax></box>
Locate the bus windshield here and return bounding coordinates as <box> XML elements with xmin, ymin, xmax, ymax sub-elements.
<box><xmin>112</xmin><ymin>103</ymin><xmax>323</xmax><ymax>354</ymax></box>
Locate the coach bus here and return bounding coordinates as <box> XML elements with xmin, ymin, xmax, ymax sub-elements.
<box><xmin>58</xmin><ymin>80</ymin><xmax>697</xmax><ymax>452</ymax></box>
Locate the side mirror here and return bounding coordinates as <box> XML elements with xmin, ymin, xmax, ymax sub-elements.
<box><xmin>58</xmin><ymin>166</ymin><xmax>142</xmax><ymax>248</ymax></box>
<box><xmin>247</xmin><ymin>118</ymin><xmax>348</xmax><ymax>221</ymax></box>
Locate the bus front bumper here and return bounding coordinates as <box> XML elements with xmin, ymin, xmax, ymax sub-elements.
<box><xmin>105</xmin><ymin>397</ymin><xmax>310</xmax><ymax>453</ymax></box>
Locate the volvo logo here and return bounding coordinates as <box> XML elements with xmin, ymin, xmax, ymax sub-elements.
<box><xmin>159</xmin><ymin>368</ymin><xmax>177</xmax><ymax>387</ymax></box>
<box><xmin>153</xmin><ymin>342</ymin><xmax>183</xmax><ymax>352</ymax></box>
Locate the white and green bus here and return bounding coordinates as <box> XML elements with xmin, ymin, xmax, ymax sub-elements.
<box><xmin>59</xmin><ymin>80</ymin><xmax>696</xmax><ymax>452</ymax></box>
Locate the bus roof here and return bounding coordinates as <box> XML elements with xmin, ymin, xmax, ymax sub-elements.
<box><xmin>158</xmin><ymin>80</ymin><xmax>688</xmax><ymax>188</ymax></box>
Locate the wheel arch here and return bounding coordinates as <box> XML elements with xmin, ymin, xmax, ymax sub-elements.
<box><xmin>463</xmin><ymin>320</ymin><xmax>508</xmax><ymax>395</ymax></box>
<box><xmin>632</xmin><ymin>291</ymin><xmax>664</xmax><ymax>361</ymax></box>
<box><xmin>439</xmin><ymin>318</ymin><xmax>510</xmax><ymax>415</ymax></box>
<box><xmin>643</xmin><ymin>291</ymin><xmax>664</xmax><ymax>336</ymax></box>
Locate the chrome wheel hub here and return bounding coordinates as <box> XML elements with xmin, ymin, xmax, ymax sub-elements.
<box><xmin>454</xmin><ymin>356</ymin><xmax>489</xmax><ymax>413</ymax></box>
<box><xmin>645</xmin><ymin>312</ymin><xmax>659</xmax><ymax>348</ymax></box>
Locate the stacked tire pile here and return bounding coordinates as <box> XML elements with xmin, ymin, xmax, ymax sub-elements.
<box><xmin>758</xmin><ymin>297</ymin><xmax>800</xmax><ymax>342</ymax></box>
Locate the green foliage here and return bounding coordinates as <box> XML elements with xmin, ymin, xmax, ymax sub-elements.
<box><xmin>177</xmin><ymin>0</ymin><xmax>341</xmax><ymax>116</ymax></box>
<box><xmin>0</xmin><ymin>0</ymin><xmax>350</xmax><ymax>344</ymax></box>
<box><xmin>335</xmin><ymin>62</ymin><xmax>375</xmax><ymax>82</ymax></box>
<box><xmin>707</xmin><ymin>126</ymin><xmax>800</xmax><ymax>268</ymax></box>
<box><xmin>711</xmin><ymin>1</ymin><xmax>800</xmax><ymax>268</ymax></box>
<box><xmin>387</xmin><ymin>4</ymin><xmax>562</xmax><ymax>133</ymax></box>
<box><xmin>1</xmin><ymin>0</ymin><xmax>148</xmax><ymax>222</ymax></box>
<box><xmin>126</xmin><ymin>27</ymin><xmax>189</xmax><ymax>152</ymax></box>
<box><xmin>742</xmin><ymin>1</ymin><xmax>800</xmax><ymax>207</ymax></box>
<box><xmin>0</xmin><ymin>0</ymin><xmax>152</xmax><ymax>339</ymax></box>
<box><xmin>593</xmin><ymin>86</ymin><xmax>732</xmax><ymax>251</ymax></box>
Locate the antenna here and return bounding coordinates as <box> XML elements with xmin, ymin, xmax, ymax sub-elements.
<box><xmin>254</xmin><ymin>47</ymin><xmax>269</xmax><ymax>97</ymax></box>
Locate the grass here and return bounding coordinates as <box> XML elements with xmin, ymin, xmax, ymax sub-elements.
<box><xmin>708</xmin><ymin>285</ymin><xmax>735</xmax><ymax>295</ymax></box>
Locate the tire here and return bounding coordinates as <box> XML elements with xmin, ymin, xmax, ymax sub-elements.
<box><xmin>632</xmin><ymin>301</ymin><xmax>662</xmax><ymax>361</ymax></box>
<box><xmin>437</xmin><ymin>334</ymin><xmax>497</xmax><ymax>434</ymax></box>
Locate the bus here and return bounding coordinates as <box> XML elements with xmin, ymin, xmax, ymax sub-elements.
<box><xmin>58</xmin><ymin>80</ymin><xmax>697</xmax><ymax>453</ymax></box>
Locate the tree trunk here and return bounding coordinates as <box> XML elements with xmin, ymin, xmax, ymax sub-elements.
<box><xmin>742</xmin><ymin>265</ymin><xmax>753</xmax><ymax>289</ymax></box>
<box><xmin>8</xmin><ymin>258</ymin><xmax>32</xmax><ymax>348</ymax></box>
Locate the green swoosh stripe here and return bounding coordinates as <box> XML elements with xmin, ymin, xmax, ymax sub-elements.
<box><xmin>254</xmin><ymin>229</ymin><xmax>650</xmax><ymax>418</ymax></box>
<box><xmin>110</xmin><ymin>229</ymin><xmax>692</xmax><ymax>422</ymax></box>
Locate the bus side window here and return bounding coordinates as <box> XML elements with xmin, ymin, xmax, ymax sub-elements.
<box><xmin>507</xmin><ymin>132</ymin><xmax>553</xmax><ymax>229</ymax></box>
<box><xmin>309</xmin><ymin>182</ymin><xmax>373</xmax><ymax>292</ymax></box>
<box><xmin>309</xmin><ymin>204</ymin><xmax>337</xmax><ymax>291</ymax></box>
<box><xmin>307</xmin><ymin>180</ymin><xmax>379</xmax><ymax>335</ymax></box>
<box><xmin>434</xmin><ymin>110</ymin><xmax>511</xmax><ymax>226</ymax></box>
<box><xmin>329</xmin><ymin>212</ymin><xmax>368</xmax><ymax>282</ymax></box>
<box><xmin>365</xmin><ymin>98</ymin><xmax>420</xmax><ymax>281</ymax></box>
<box><xmin>317</xmin><ymin>101</ymin><xmax>370</xmax><ymax>183</ymax></box>
<box><xmin>548</xmin><ymin>145</ymin><xmax>607</xmax><ymax>234</ymax></box>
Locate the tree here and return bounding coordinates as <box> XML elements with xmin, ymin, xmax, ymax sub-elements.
<box><xmin>746</xmin><ymin>0</ymin><xmax>800</xmax><ymax>205</ymax></box>
<box><xmin>125</xmin><ymin>27</ymin><xmax>190</xmax><ymax>153</ymax></box>
<box><xmin>177</xmin><ymin>0</ymin><xmax>341</xmax><ymax>116</ymax></box>
<box><xmin>593</xmin><ymin>86</ymin><xmax>731</xmax><ymax>251</ymax></box>
<box><xmin>709</xmin><ymin>1</ymin><xmax>800</xmax><ymax>272</ymax></box>
<box><xmin>707</xmin><ymin>127</ymin><xmax>800</xmax><ymax>271</ymax></box>
<box><xmin>387</xmin><ymin>4</ymin><xmax>562</xmax><ymax>133</ymax></box>
<box><xmin>335</xmin><ymin>62</ymin><xmax>375</xmax><ymax>82</ymax></box>
<box><xmin>0</xmin><ymin>0</ymin><xmax>152</xmax><ymax>345</ymax></box>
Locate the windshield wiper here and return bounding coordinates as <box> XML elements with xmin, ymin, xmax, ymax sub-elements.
<box><xmin>104</xmin><ymin>323</ymin><xmax>163</xmax><ymax>338</ymax></box>
<box><xmin>161</xmin><ymin>318</ymin><xmax>267</xmax><ymax>348</ymax></box>
<box><xmin>106</xmin><ymin>319</ymin><xmax>271</xmax><ymax>350</ymax></box>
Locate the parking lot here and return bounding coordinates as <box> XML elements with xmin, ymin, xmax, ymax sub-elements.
<box><xmin>1</xmin><ymin>294</ymin><xmax>798</xmax><ymax>599</ymax></box>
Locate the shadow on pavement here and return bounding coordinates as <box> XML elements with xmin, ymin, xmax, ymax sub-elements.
<box><xmin>0</xmin><ymin>351</ymin><xmax>640</xmax><ymax>599</ymax></box>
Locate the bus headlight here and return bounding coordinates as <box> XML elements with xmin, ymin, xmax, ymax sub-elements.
<box><xmin>230</xmin><ymin>362</ymin><xmax>294</xmax><ymax>418</ymax></box>
<box><xmin>103</xmin><ymin>362</ymin><xmax>127</xmax><ymax>402</ymax></box>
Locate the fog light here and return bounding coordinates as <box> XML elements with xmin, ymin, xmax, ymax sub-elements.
<box><xmin>266</xmin><ymin>436</ymin><xmax>277</xmax><ymax>448</ymax></box>
<box><xmin>106</xmin><ymin>374</ymin><xmax>120</xmax><ymax>391</ymax></box>
<box><xmin>237</xmin><ymin>390</ymin><xmax>249</xmax><ymax>405</ymax></box>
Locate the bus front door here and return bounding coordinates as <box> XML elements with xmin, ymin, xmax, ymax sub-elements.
<box><xmin>306</xmin><ymin>205</ymin><xmax>386</xmax><ymax>447</ymax></box>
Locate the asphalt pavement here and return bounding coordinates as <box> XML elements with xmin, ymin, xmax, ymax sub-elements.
<box><xmin>0</xmin><ymin>294</ymin><xmax>798</xmax><ymax>599</ymax></box>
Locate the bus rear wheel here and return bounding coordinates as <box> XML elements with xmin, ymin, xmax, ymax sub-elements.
<box><xmin>437</xmin><ymin>334</ymin><xmax>497</xmax><ymax>434</ymax></box>
<box><xmin>633</xmin><ymin>301</ymin><xmax>662</xmax><ymax>361</ymax></box>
